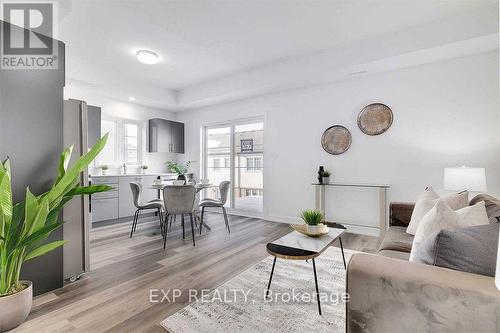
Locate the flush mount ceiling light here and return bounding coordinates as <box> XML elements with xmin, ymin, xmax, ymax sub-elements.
<box><xmin>129</xmin><ymin>96</ymin><xmax>136</xmax><ymax>101</ymax></box>
<box><xmin>136</xmin><ymin>50</ymin><xmax>159</xmax><ymax>65</ymax></box>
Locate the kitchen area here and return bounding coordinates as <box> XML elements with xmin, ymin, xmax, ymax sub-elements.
<box><xmin>63</xmin><ymin>99</ymin><xmax>188</xmax><ymax>281</ymax></box>
<box><xmin>88</xmin><ymin>116</ymin><xmax>187</xmax><ymax>226</ymax></box>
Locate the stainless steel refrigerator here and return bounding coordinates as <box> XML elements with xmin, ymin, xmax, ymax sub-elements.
<box><xmin>63</xmin><ymin>99</ymin><xmax>101</xmax><ymax>281</ymax></box>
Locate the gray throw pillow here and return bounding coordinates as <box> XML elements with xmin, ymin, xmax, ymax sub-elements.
<box><xmin>412</xmin><ymin>223</ymin><xmax>499</xmax><ymax>277</ymax></box>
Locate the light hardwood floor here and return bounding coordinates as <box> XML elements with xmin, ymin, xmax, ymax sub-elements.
<box><xmin>14</xmin><ymin>213</ymin><xmax>379</xmax><ymax>333</ymax></box>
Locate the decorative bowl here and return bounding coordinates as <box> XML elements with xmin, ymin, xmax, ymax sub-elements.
<box><xmin>291</xmin><ymin>223</ymin><xmax>329</xmax><ymax>237</ymax></box>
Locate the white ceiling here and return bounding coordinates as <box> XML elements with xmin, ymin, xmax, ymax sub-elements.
<box><xmin>58</xmin><ymin>0</ymin><xmax>498</xmax><ymax>109</ymax></box>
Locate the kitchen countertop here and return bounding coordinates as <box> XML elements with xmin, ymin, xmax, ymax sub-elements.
<box><xmin>89</xmin><ymin>173</ymin><xmax>179</xmax><ymax>178</ymax></box>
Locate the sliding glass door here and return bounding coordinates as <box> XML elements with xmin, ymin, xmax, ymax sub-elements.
<box><xmin>203</xmin><ymin>119</ymin><xmax>264</xmax><ymax>213</ymax></box>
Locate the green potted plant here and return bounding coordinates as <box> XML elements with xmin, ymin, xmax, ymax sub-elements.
<box><xmin>300</xmin><ymin>209</ymin><xmax>324</xmax><ymax>233</ymax></box>
<box><xmin>141</xmin><ymin>165</ymin><xmax>148</xmax><ymax>174</ymax></box>
<box><xmin>0</xmin><ymin>135</ymin><xmax>111</xmax><ymax>332</ymax></box>
<box><xmin>165</xmin><ymin>161</ymin><xmax>191</xmax><ymax>181</ymax></box>
<box><xmin>322</xmin><ymin>170</ymin><xmax>331</xmax><ymax>184</ymax></box>
<box><xmin>99</xmin><ymin>165</ymin><xmax>108</xmax><ymax>175</ymax></box>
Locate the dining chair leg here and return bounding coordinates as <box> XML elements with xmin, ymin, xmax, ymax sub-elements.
<box><xmin>199</xmin><ymin>207</ymin><xmax>205</xmax><ymax>235</ymax></box>
<box><xmin>158</xmin><ymin>208</ymin><xmax>164</xmax><ymax>237</ymax></box>
<box><xmin>181</xmin><ymin>214</ymin><xmax>185</xmax><ymax>240</ymax></box>
<box><xmin>134</xmin><ymin>210</ymin><xmax>141</xmax><ymax>232</ymax></box>
<box><xmin>222</xmin><ymin>207</ymin><xmax>230</xmax><ymax>234</ymax></box>
<box><xmin>194</xmin><ymin>213</ymin><xmax>199</xmax><ymax>228</ymax></box>
<box><xmin>168</xmin><ymin>214</ymin><xmax>173</xmax><ymax>231</ymax></box>
<box><xmin>130</xmin><ymin>209</ymin><xmax>139</xmax><ymax>238</ymax></box>
<box><xmin>189</xmin><ymin>213</ymin><xmax>196</xmax><ymax>247</ymax></box>
<box><xmin>163</xmin><ymin>213</ymin><xmax>169</xmax><ymax>250</ymax></box>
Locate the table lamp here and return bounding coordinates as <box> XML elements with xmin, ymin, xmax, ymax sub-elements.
<box><xmin>443</xmin><ymin>166</ymin><xmax>487</xmax><ymax>192</ymax></box>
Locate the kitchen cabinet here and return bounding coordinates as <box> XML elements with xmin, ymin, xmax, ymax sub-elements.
<box><xmin>92</xmin><ymin>197</ymin><xmax>119</xmax><ymax>222</ymax></box>
<box><xmin>171</xmin><ymin>121</ymin><xmax>185</xmax><ymax>153</ymax></box>
<box><xmin>148</xmin><ymin>118</ymin><xmax>184</xmax><ymax>153</ymax></box>
<box><xmin>91</xmin><ymin>177</ymin><xmax>118</xmax><ymax>223</ymax></box>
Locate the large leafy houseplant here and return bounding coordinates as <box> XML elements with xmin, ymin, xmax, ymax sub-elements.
<box><xmin>0</xmin><ymin>134</ymin><xmax>111</xmax><ymax>296</ymax></box>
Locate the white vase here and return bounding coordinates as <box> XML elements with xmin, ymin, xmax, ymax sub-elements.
<box><xmin>0</xmin><ymin>281</ymin><xmax>32</xmax><ymax>332</ymax></box>
<box><xmin>306</xmin><ymin>224</ymin><xmax>321</xmax><ymax>233</ymax></box>
<box><xmin>322</xmin><ymin>176</ymin><xmax>330</xmax><ymax>184</ymax></box>
<box><xmin>102</xmin><ymin>169</ymin><xmax>107</xmax><ymax>175</ymax></box>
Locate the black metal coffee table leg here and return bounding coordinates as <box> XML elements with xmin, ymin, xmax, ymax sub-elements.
<box><xmin>266</xmin><ymin>256</ymin><xmax>277</xmax><ymax>299</ymax></box>
<box><xmin>312</xmin><ymin>258</ymin><xmax>322</xmax><ymax>315</ymax></box>
<box><xmin>339</xmin><ymin>237</ymin><xmax>346</xmax><ymax>269</ymax></box>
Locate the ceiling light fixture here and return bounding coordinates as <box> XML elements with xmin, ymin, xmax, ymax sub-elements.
<box><xmin>129</xmin><ymin>96</ymin><xmax>136</xmax><ymax>101</ymax></box>
<box><xmin>136</xmin><ymin>50</ymin><xmax>159</xmax><ymax>65</ymax></box>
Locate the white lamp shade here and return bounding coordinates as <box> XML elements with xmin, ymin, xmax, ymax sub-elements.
<box><xmin>443</xmin><ymin>167</ymin><xmax>487</xmax><ymax>192</ymax></box>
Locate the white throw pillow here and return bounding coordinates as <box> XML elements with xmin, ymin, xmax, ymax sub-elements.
<box><xmin>409</xmin><ymin>200</ymin><xmax>489</xmax><ymax>261</ymax></box>
<box><xmin>406</xmin><ymin>187</ymin><xmax>468</xmax><ymax>235</ymax></box>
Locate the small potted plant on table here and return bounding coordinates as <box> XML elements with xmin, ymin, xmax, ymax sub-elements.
<box><xmin>141</xmin><ymin>165</ymin><xmax>148</xmax><ymax>174</ymax></box>
<box><xmin>322</xmin><ymin>170</ymin><xmax>331</xmax><ymax>184</ymax></box>
<box><xmin>300</xmin><ymin>209</ymin><xmax>324</xmax><ymax>234</ymax></box>
<box><xmin>165</xmin><ymin>161</ymin><xmax>191</xmax><ymax>182</ymax></box>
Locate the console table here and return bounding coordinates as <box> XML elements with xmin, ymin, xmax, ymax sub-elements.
<box><xmin>312</xmin><ymin>182</ymin><xmax>390</xmax><ymax>236</ymax></box>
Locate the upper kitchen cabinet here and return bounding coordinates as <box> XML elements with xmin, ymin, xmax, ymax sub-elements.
<box><xmin>148</xmin><ymin>118</ymin><xmax>185</xmax><ymax>153</ymax></box>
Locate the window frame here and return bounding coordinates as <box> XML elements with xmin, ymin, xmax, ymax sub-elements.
<box><xmin>98</xmin><ymin>117</ymin><xmax>143</xmax><ymax>167</ymax></box>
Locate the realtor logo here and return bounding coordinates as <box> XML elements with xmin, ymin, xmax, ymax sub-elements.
<box><xmin>1</xmin><ymin>1</ymin><xmax>58</xmax><ymax>69</ymax></box>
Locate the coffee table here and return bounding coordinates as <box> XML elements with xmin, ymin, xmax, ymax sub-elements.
<box><xmin>265</xmin><ymin>223</ymin><xmax>347</xmax><ymax>315</ymax></box>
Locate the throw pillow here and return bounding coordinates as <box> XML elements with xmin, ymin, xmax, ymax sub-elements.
<box><xmin>409</xmin><ymin>200</ymin><xmax>489</xmax><ymax>261</ymax></box>
<box><xmin>410</xmin><ymin>223</ymin><xmax>498</xmax><ymax>277</ymax></box>
<box><xmin>406</xmin><ymin>187</ymin><xmax>468</xmax><ymax>235</ymax></box>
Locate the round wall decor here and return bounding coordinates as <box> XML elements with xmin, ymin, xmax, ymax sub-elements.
<box><xmin>357</xmin><ymin>103</ymin><xmax>393</xmax><ymax>135</ymax></box>
<box><xmin>321</xmin><ymin>125</ymin><xmax>352</xmax><ymax>155</ymax></box>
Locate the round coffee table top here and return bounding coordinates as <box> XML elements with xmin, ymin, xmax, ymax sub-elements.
<box><xmin>266</xmin><ymin>243</ymin><xmax>320</xmax><ymax>260</ymax></box>
<box><xmin>266</xmin><ymin>223</ymin><xmax>346</xmax><ymax>260</ymax></box>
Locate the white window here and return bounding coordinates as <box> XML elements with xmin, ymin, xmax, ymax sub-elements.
<box><xmin>97</xmin><ymin>119</ymin><xmax>118</xmax><ymax>166</ymax></box>
<box><xmin>96</xmin><ymin>118</ymin><xmax>142</xmax><ymax>166</ymax></box>
<box><xmin>123</xmin><ymin>122</ymin><xmax>139</xmax><ymax>165</ymax></box>
<box><xmin>246</xmin><ymin>157</ymin><xmax>262</xmax><ymax>171</ymax></box>
<box><xmin>213</xmin><ymin>158</ymin><xmax>221</xmax><ymax>171</ymax></box>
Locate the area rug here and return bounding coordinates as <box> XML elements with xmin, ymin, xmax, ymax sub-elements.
<box><xmin>161</xmin><ymin>247</ymin><xmax>357</xmax><ymax>333</ymax></box>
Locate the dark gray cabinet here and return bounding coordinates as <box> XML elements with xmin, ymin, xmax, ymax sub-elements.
<box><xmin>171</xmin><ymin>121</ymin><xmax>185</xmax><ymax>153</ymax></box>
<box><xmin>149</xmin><ymin>119</ymin><xmax>184</xmax><ymax>153</ymax></box>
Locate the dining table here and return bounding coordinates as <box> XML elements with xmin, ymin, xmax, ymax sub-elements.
<box><xmin>149</xmin><ymin>181</ymin><xmax>217</xmax><ymax>231</ymax></box>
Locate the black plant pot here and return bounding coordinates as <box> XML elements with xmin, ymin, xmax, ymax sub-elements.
<box><xmin>177</xmin><ymin>174</ymin><xmax>186</xmax><ymax>181</ymax></box>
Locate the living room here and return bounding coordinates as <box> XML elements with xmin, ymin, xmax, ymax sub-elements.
<box><xmin>0</xmin><ymin>0</ymin><xmax>499</xmax><ymax>332</ymax></box>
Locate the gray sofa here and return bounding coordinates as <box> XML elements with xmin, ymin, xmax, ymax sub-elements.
<box><xmin>346</xmin><ymin>194</ymin><xmax>500</xmax><ymax>333</ymax></box>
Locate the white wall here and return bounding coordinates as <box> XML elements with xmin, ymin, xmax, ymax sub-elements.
<box><xmin>65</xmin><ymin>79</ymin><xmax>178</xmax><ymax>173</ymax></box>
<box><xmin>177</xmin><ymin>51</ymin><xmax>500</xmax><ymax>231</ymax></box>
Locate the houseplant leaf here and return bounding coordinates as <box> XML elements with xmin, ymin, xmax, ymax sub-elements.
<box><xmin>24</xmin><ymin>240</ymin><xmax>67</xmax><ymax>261</ymax></box>
<box><xmin>55</xmin><ymin>145</ymin><xmax>74</xmax><ymax>185</ymax></box>
<box><xmin>45</xmin><ymin>133</ymin><xmax>108</xmax><ymax>205</ymax></box>
<box><xmin>65</xmin><ymin>184</ymin><xmax>113</xmax><ymax>196</ymax></box>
